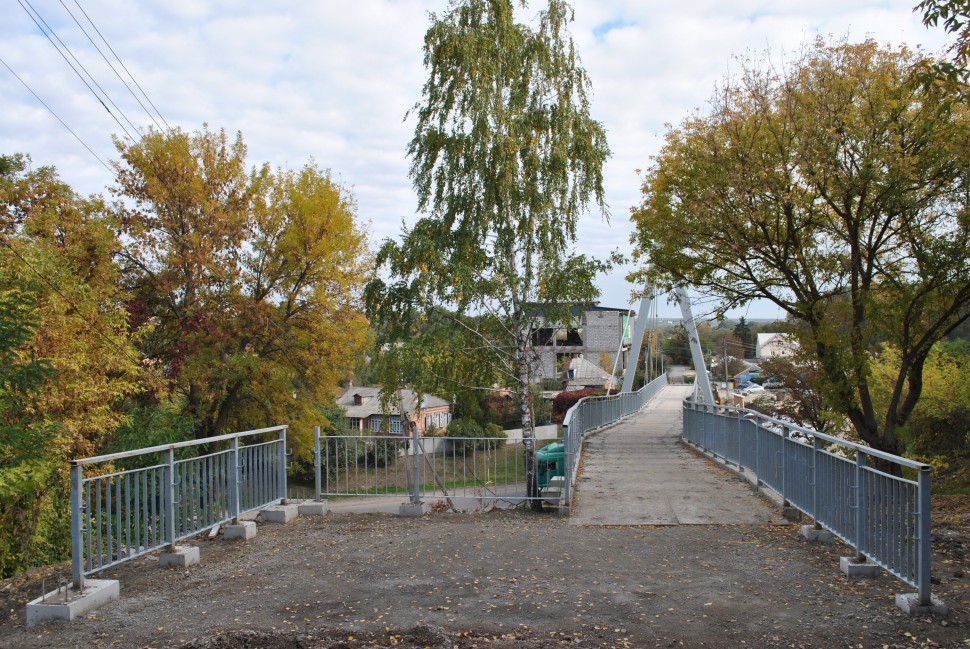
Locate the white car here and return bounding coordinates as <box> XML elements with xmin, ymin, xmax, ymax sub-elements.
<box><xmin>742</xmin><ymin>384</ymin><xmax>765</xmax><ymax>396</ymax></box>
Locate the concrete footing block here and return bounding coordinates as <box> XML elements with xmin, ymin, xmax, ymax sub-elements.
<box><xmin>159</xmin><ymin>545</ymin><xmax>200</xmax><ymax>568</ymax></box>
<box><xmin>840</xmin><ymin>556</ymin><xmax>881</xmax><ymax>578</ymax></box>
<box><xmin>781</xmin><ymin>506</ymin><xmax>800</xmax><ymax>521</ymax></box>
<box><xmin>895</xmin><ymin>593</ymin><xmax>948</xmax><ymax>616</ymax></box>
<box><xmin>224</xmin><ymin>521</ymin><xmax>257</xmax><ymax>540</ymax></box>
<box><xmin>801</xmin><ymin>525</ymin><xmax>835</xmax><ymax>544</ymax></box>
<box><xmin>399</xmin><ymin>502</ymin><xmax>427</xmax><ymax>517</ymax></box>
<box><xmin>298</xmin><ymin>500</ymin><xmax>329</xmax><ymax>516</ymax></box>
<box><xmin>259</xmin><ymin>504</ymin><xmax>299</xmax><ymax>524</ymax></box>
<box><xmin>26</xmin><ymin>579</ymin><xmax>119</xmax><ymax>627</ymax></box>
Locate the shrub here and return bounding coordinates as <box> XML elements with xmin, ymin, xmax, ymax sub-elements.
<box><xmin>446</xmin><ymin>418</ymin><xmax>506</xmax><ymax>452</ymax></box>
<box><xmin>551</xmin><ymin>388</ymin><xmax>607</xmax><ymax>423</ymax></box>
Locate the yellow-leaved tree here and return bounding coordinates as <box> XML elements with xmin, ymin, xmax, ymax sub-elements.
<box><xmin>113</xmin><ymin>127</ymin><xmax>372</xmax><ymax>464</ymax></box>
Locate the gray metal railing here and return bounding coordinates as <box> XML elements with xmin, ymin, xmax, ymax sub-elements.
<box><xmin>312</xmin><ymin>427</ymin><xmax>558</xmax><ymax>505</ymax></box>
<box><xmin>560</xmin><ymin>373</ymin><xmax>668</xmax><ymax>505</ymax></box>
<box><xmin>70</xmin><ymin>425</ymin><xmax>287</xmax><ymax>588</ymax></box>
<box><xmin>682</xmin><ymin>400</ymin><xmax>934</xmax><ymax>605</ymax></box>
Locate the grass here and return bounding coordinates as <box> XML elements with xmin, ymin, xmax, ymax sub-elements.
<box><xmin>313</xmin><ymin>440</ymin><xmax>559</xmax><ymax>498</ymax></box>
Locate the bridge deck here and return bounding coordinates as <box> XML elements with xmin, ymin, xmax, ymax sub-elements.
<box><xmin>569</xmin><ymin>385</ymin><xmax>786</xmax><ymax>526</ymax></box>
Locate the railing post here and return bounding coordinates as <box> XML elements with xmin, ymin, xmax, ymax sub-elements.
<box><xmin>917</xmin><ymin>465</ymin><xmax>932</xmax><ymax>605</ymax></box>
<box><xmin>278</xmin><ymin>427</ymin><xmax>288</xmax><ymax>504</ymax></box>
<box><xmin>781</xmin><ymin>425</ymin><xmax>790</xmax><ymax>505</ymax></box>
<box><xmin>562</xmin><ymin>421</ymin><xmax>572</xmax><ymax>505</ymax></box>
<box><xmin>855</xmin><ymin>451</ymin><xmax>867</xmax><ymax>562</ymax></box>
<box><xmin>70</xmin><ymin>462</ymin><xmax>85</xmax><ymax>590</ymax></box>
<box><xmin>811</xmin><ymin>436</ymin><xmax>822</xmax><ymax>526</ymax></box>
<box><xmin>410</xmin><ymin>420</ymin><xmax>421</xmax><ymax>505</ymax></box>
<box><xmin>165</xmin><ymin>448</ymin><xmax>176</xmax><ymax>552</ymax></box>
<box><xmin>229</xmin><ymin>437</ymin><xmax>240</xmax><ymax>523</ymax></box>
<box><xmin>314</xmin><ymin>426</ymin><xmax>322</xmax><ymax>502</ymax></box>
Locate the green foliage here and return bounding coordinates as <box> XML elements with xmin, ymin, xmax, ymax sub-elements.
<box><xmin>446</xmin><ymin>418</ymin><xmax>506</xmax><ymax>452</ymax></box>
<box><xmin>366</xmin><ymin>1</ymin><xmax>611</xmax><ymax>461</ymax></box>
<box><xmin>916</xmin><ymin>0</ymin><xmax>970</xmax><ymax>89</ymax></box>
<box><xmin>630</xmin><ymin>38</ymin><xmax>970</xmax><ymax>455</ymax></box>
<box><xmin>870</xmin><ymin>344</ymin><xmax>970</xmax><ymax>454</ymax></box>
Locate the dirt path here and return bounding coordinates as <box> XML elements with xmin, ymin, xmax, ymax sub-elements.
<box><xmin>1</xmin><ymin>507</ymin><xmax>967</xmax><ymax>648</ymax></box>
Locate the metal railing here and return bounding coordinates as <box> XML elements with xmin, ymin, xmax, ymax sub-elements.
<box><xmin>312</xmin><ymin>427</ymin><xmax>558</xmax><ymax>505</ymax></box>
<box><xmin>682</xmin><ymin>400</ymin><xmax>934</xmax><ymax>605</ymax></box>
<box><xmin>560</xmin><ymin>373</ymin><xmax>668</xmax><ymax>504</ymax></box>
<box><xmin>70</xmin><ymin>425</ymin><xmax>287</xmax><ymax>588</ymax></box>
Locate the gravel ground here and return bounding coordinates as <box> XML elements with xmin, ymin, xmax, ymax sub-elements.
<box><xmin>1</xmin><ymin>506</ymin><xmax>967</xmax><ymax>649</ymax></box>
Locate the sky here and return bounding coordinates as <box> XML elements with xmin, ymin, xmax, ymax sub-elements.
<box><xmin>0</xmin><ymin>0</ymin><xmax>952</xmax><ymax>320</ymax></box>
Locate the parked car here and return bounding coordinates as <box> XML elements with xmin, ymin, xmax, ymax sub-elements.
<box><xmin>742</xmin><ymin>384</ymin><xmax>765</xmax><ymax>396</ymax></box>
<box><xmin>763</xmin><ymin>378</ymin><xmax>784</xmax><ymax>389</ymax></box>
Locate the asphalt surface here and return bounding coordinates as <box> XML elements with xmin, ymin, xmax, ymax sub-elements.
<box><xmin>570</xmin><ymin>385</ymin><xmax>787</xmax><ymax>526</ymax></box>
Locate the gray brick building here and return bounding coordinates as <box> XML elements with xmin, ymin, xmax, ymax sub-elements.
<box><xmin>528</xmin><ymin>305</ymin><xmax>633</xmax><ymax>387</ymax></box>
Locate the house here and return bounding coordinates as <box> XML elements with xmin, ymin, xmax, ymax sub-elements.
<box><xmin>564</xmin><ymin>356</ymin><xmax>616</xmax><ymax>391</ymax></box>
<box><xmin>337</xmin><ymin>387</ymin><xmax>451</xmax><ymax>436</ymax></box>
<box><xmin>756</xmin><ymin>333</ymin><xmax>797</xmax><ymax>360</ymax></box>
<box><xmin>529</xmin><ymin>304</ymin><xmax>633</xmax><ymax>384</ymax></box>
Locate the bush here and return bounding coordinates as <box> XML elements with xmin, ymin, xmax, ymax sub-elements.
<box><xmin>446</xmin><ymin>418</ymin><xmax>506</xmax><ymax>452</ymax></box>
<box><xmin>551</xmin><ymin>388</ymin><xmax>607</xmax><ymax>424</ymax></box>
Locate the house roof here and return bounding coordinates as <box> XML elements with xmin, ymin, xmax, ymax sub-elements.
<box><xmin>566</xmin><ymin>356</ymin><xmax>615</xmax><ymax>389</ymax></box>
<box><xmin>337</xmin><ymin>387</ymin><xmax>449</xmax><ymax>419</ymax></box>
<box><xmin>756</xmin><ymin>333</ymin><xmax>797</xmax><ymax>357</ymax></box>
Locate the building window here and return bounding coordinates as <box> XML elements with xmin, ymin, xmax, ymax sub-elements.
<box><xmin>347</xmin><ymin>417</ymin><xmax>361</xmax><ymax>431</ymax></box>
<box><xmin>389</xmin><ymin>416</ymin><xmax>403</xmax><ymax>434</ymax></box>
<box><xmin>370</xmin><ymin>415</ymin><xmax>383</xmax><ymax>432</ymax></box>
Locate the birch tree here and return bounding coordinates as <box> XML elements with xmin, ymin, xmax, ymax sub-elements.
<box><xmin>366</xmin><ymin>0</ymin><xmax>610</xmax><ymax>505</ymax></box>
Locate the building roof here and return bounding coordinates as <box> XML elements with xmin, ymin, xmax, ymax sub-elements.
<box><xmin>337</xmin><ymin>387</ymin><xmax>449</xmax><ymax>419</ymax></box>
<box><xmin>755</xmin><ymin>333</ymin><xmax>797</xmax><ymax>357</ymax></box>
<box><xmin>565</xmin><ymin>356</ymin><xmax>615</xmax><ymax>390</ymax></box>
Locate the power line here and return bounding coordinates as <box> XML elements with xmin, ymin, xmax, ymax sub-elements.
<box><xmin>17</xmin><ymin>0</ymin><xmax>139</xmax><ymax>142</ymax></box>
<box><xmin>0</xmin><ymin>55</ymin><xmax>112</xmax><ymax>173</ymax></box>
<box><xmin>60</xmin><ymin>0</ymin><xmax>170</xmax><ymax>132</ymax></box>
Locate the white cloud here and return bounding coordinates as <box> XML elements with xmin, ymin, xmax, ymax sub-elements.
<box><xmin>0</xmin><ymin>0</ymin><xmax>952</xmax><ymax>318</ymax></box>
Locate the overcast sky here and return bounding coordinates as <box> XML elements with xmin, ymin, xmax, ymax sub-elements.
<box><xmin>1</xmin><ymin>0</ymin><xmax>951</xmax><ymax>319</ymax></box>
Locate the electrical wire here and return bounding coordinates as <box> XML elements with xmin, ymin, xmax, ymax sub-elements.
<box><xmin>17</xmin><ymin>0</ymin><xmax>139</xmax><ymax>142</ymax></box>
<box><xmin>60</xmin><ymin>0</ymin><xmax>170</xmax><ymax>132</ymax></box>
<box><xmin>0</xmin><ymin>55</ymin><xmax>112</xmax><ymax>173</ymax></box>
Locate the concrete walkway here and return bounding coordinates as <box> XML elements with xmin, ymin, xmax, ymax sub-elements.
<box><xmin>569</xmin><ymin>384</ymin><xmax>786</xmax><ymax>526</ymax></box>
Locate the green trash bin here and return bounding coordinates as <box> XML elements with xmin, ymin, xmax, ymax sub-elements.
<box><xmin>535</xmin><ymin>442</ymin><xmax>565</xmax><ymax>491</ymax></box>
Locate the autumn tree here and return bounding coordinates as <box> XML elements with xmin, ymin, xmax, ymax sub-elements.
<box><xmin>630</xmin><ymin>39</ymin><xmax>970</xmax><ymax>458</ymax></box>
<box><xmin>0</xmin><ymin>155</ymin><xmax>142</xmax><ymax>576</ymax></box>
<box><xmin>366</xmin><ymin>0</ymin><xmax>610</xmax><ymax>504</ymax></box>
<box><xmin>113</xmin><ymin>127</ymin><xmax>371</xmax><ymax>459</ymax></box>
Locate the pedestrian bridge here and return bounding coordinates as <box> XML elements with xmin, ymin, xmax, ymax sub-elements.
<box><xmin>569</xmin><ymin>385</ymin><xmax>784</xmax><ymax>526</ymax></box>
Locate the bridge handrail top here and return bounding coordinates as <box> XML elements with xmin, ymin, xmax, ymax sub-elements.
<box><xmin>684</xmin><ymin>399</ymin><xmax>928</xmax><ymax>471</ymax></box>
<box><xmin>71</xmin><ymin>424</ymin><xmax>289</xmax><ymax>466</ymax></box>
<box><xmin>563</xmin><ymin>375</ymin><xmax>668</xmax><ymax>427</ymax></box>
